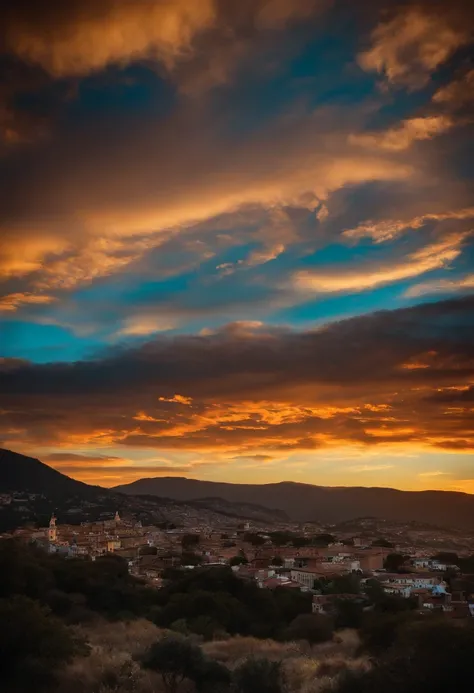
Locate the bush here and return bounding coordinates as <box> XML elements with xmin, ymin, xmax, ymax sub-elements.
<box><xmin>334</xmin><ymin>599</ymin><xmax>364</xmax><ymax>629</ymax></box>
<box><xmin>335</xmin><ymin>619</ymin><xmax>474</xmax><ymax>693</ymax></box>
<box><xmin>359</xmin><ymin>611</ymin><xmax>417</xmax><ymax>655</ymax></box>
<box><xmin>0</xmin><ymin>539</ymin><xmax>160</xmax><ymax>622</ymax></box>
<box><xmin>234</xmin><ymin>657</ymin><xmax>284</xmax><ymax>693</ymax></box>
<box><xmin>0</xmin><ymin>595</ymin><xmax>78</xmax><ymax>691</ymax></box>
<box><xmin>154</xmin><ymin>567</ymin><xmax>312</xmax><ymax>639</ymax></box>
<box><xmin>283</xmin><ymin>613</ymin><xmax>334</xmax><ymax>644</ymax></box>
<box><xmin>193</xmin><ymin>658</ymin><xmax>231</xmax><ymax>692</ymax></box>
<box><xmin>141</xmin><ymin>635</ymin><xmax>230</xmax><ymax>693</ymax></box>
<box><xmin>141</xmin><ymin>635</ymin><xmax>205</xmax><ymax>692</ymax></box>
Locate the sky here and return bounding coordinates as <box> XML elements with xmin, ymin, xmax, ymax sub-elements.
<box><xmin>0</xmin><ymin>0</ymin><xmax>473</xmax><ymax>492</ymax></box>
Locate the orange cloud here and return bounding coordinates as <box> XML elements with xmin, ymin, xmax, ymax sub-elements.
<box><xmin>0</xmin><ymin>292</ymin><xmax>56</xmax><ymax>312</ymax></box>
<box><xmin>432</xmin><ymin>70</ymin><xmax>474</xmax><ymax>108</ymax></box>
<box><xmin>349</xmin><ymin>115</ymin><xmax>454</xmax><ymax>151</ymax></box>
<box><xmin>294</xmin><ymin>233</ymin><xmax>466</xmax><ymax>293</ymax></box>
<box><xmin>0</xmin><ymin>106</ymin><xmax>414</xmax><ymax>306</ymax></box>
<box><xmin>3</xmin><ymin>0</ymin><xmax>216</xmax><ymax>77</ymax></box>
<box><xmin>358</xmin><ymin>8</ymin><xmax>468</xmax><ymax>89</ymax></box>
<box><xmin>1</xmin><ymin>297</ymin><xmax>473</xmax><ymax>457</ymax></box>
<box><xmin>404</xmin><ymin>275</ymin><xmax>474</xmax><ymax>298</ymax></box>
<box><xmin>158</xmin><ymin>394</ymin><xmax>193</xmax><ymax>405</ymax></box>
<box><xmin>119</xmin><ymin>316</ymin><xmax>177</xmax><ymax>337</ymax></box>
<box><xmin>344</xmin><ymin>207</ymin><xmax>474</xmax><ymax>243</ymax></box>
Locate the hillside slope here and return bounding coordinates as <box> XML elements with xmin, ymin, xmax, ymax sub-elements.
<box><xmin>114</xmin><ymin>476</ymin><xmax>474</xmax><ymax>528</ymax></box>
<box><xmin>0</xmin><ymin>448</ymin><xmax>101</xmax><ymax>499</ymax></box>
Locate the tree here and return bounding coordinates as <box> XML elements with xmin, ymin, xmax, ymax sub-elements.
<box><xmin>283</xmin><ymin>613</ymin><xmax>334</xmax><ymax>644</ymax></box>
<box><xmin>312</xmin><ymin>533</ymin><xmax>335</xmax><ymax>546</ymax></box>
<box><xmin>182</xmin><ymin>534</ymin><xmax>200</xmax><ymax>549</ymax></box>
<box><xmin>189</xmin><ymin>615</ymin><xmax>224</xmax><ymax>640</ymax></box>
<box><xmin>243</xmin><ymin>533</ymin><xmax>265</xmax><ymax>546</ymax></box>
<box><xmin>180</xmin><ymin>551</ymin><xmax>203</xmax><ymax>566</ymax></box>
<box><xmin>153</xmin><ymin>566</ymin><xmax>312</xmax><ymax>640</ymax></box>
<box><xmin>371</xmin><ymin>538</ymin><xmax>394</xmax><ymax>548</ymax></box>
<box><xmin>0</xmin><ymin>595</ymin><xmax>77</xmax><ymax>691</ymax></box>
<box><xmin>333</xmin><ymin>598</ymin><xmax>364</xmax><ymax>629</ymax></box>
<box><xmin>341</xmin><ymin>619</ymin><xmax>474</xmax><ymax>693</ymax></box>
<box><xmin>193</xmin><ymin>658</ymin><xmax>231</xmax><ymax>692</ymax></box>
<box><xmin>359</xmin><ymin>611</ymin><xmax>417</xmax><ymax>655</ymax></box>
<box><xmin>141</xmin><ymin>637</ymin><xmax>205</xmax><ymax>693</ymax></box>
<box><xmin>269</xmin><ymin>532</ymin><xmax>294</xmax><ymax>547</ymax></box>
<box><xmin>234</xmin><ymin>657</ymin><xmax>284</xmax><ymax>693</ymax></box>
<box><xmin>230</xmin><ymin>555</ymin><xmax>248</xmax><ymax>566</ymax></box>
<box><xmin>271</xmin><ymin>556</ymin><xmax>284</xmax><ymax>567</ymax></box>
<box><xmin>384</xmin><ymin>553</ymin><xmax>407</xmax><ymax>572</ymax></box>
<box><xmin>431</xmin><ymin>551</ymin><xmax>459</xmax><ymax>565</ymax></box>
<box><xmin>363</xmin><ymin>578</ymin><xmax>385</xmax><ymax>603</ymax></box>
<box><xmin>326</xmin><ymin>573</ymin><xmax>361</xmax><ymax>595</ymax></box>
<box><xmin>292</xmin><ymin>537</ymin><xmax>311</xmax><ymax>548</ymax></box>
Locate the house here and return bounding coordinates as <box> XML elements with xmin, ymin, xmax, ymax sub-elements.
<box><xmin>376</xmin><ymin>573</ymin><xmax>439</xmax><ymax>588</ymax></box>
<box><xmin>260</xmin><ymin>576</ymin><xmax>301</xmax><ymax>590</ymax></box>
<box><xmin>357</xmin><ymin>551</ymin><xmax>384</xmax><ymax>572</ymax></box>
<box><xmin>290</xmin><ymin>567</ymin><xmax>340</xmax><ymax>589</ymax></box>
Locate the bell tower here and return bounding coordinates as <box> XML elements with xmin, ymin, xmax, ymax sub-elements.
<box><xmin>48</xmin><ymin>513</ymin><xmax>57</xmax><ymax>542</ymax></box>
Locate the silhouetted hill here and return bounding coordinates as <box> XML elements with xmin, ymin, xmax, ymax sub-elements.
<box><xmin>114</xmin><ymin>476</ymin><xmax>474</xmax><ymax>528</ymax></box>
<box><xmin>0</xmin><ymin>448</ymin><xmax>101</xmax><ymax>499</ymax></box>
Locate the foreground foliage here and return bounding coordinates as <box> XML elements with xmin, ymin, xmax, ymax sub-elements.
<box><xmin>2</xmin><ymin>539</ymin><xmax>474</xmax><ymax>692</ymax></box>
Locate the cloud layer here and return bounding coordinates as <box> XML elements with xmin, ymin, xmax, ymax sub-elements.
<box><xmin>2</xmin><ymin>298</ymin><xmax>473</xmax><ymax>466</ymax></box>
<box><xmin>1</xmin><ymin>0</ymin><xmax>473</xmax><ymax>488</ymax></box>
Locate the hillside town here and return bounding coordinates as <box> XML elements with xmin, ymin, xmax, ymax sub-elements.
<box><xmin>5</xmin><ymin>509</ymin><xmax>474</xmax><ymax>619</ymax></box>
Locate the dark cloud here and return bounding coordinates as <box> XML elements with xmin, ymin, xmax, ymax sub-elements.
<box><xmin>1</xmin><ymin>296</ymin><xmax>473</xmax><ymax>452</ymax></box>
<box><xmin>426</xmin><ymin>386</ymin><xmax>474</xmax><ymax>403</ymax></box>
<box><xmin>43</xmin><ymin>452</ymin><xmax>124</xmax><ymax>463</ymax></box>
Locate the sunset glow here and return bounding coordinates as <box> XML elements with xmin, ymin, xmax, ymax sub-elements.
<box><xmin>1</xmin><ymin>0</ymin><xmax>473</xmax><ymax>491</ymax></box>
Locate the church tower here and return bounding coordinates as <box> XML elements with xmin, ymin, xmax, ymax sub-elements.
<box><xmin>114</xmin><ymin>510</ymin><xmax>121</xmax><ymax>524</ymax></box>
<box><xmin>48</xmin><ymin>513</ymin><xmax>57</xmax><ymax>542</ymax></box>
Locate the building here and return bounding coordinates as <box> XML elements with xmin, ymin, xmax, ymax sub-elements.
<box><xmin>290</xmin><ymin>567</ymin><xmax>334</xmax><ymax>589</ymax></box>
<box><xmin>377</xmin><ymin>573</ymin><xmax>439</xmax><ymax>588</ymax></box>
<box><xmin>48</xmin><ymin>514</ymin><xmax>57</xmax><ymax>542</ymax></box>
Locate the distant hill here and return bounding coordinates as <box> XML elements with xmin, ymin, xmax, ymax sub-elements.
<box><xmin>114</xmin><ymin>476</ymin><xmax>474</xmax><ymax>529</ymax></box>
<box><xmin>185</xmin><ymin>496</ymin><xmax>288</xmax><ymax>523</ymax></box>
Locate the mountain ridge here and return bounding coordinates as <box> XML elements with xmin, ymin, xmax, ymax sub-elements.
<box><xmin>0</xmin><ymin>449</ymin><xmax>286</xmax><ymax>528</ymax></box>
<box><xmin>113</xmin><ymin>475</ymin><xmax>474</xmax><ymax>528</ymax></box>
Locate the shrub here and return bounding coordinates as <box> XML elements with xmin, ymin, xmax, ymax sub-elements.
<box><xmin>233</xmin><ymin>657</ymin><xmax>284</xmax><ymax>693</ymax></box>
<box><xmin>283</xmin><ymin>613</ymin><xmax>334</xmax><ymax>644</ymax></box>
<box><xmin>141</xmin><ymin>635</ymin><xmax>205</xmax><ymax>692</ymax></box>
<box><xmin>0</xmin><ymin>595</ymin><xmax>78</xmax><ymax>691</ymax></box>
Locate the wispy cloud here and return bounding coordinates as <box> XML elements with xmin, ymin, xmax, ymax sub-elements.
<box><xmin>294</xmin><ymin>233</ymin><xmax>466</xmax><ymax>294</ymax></box>
<box><xmin>349</xmin><ymin>116</ymin><xmax>454</xmax><ymax>152</ymax></box>
<box><xmin>404</xmin><ymin>275</ymin><xmax>474</xmax><ymax>298</ymax></box>
<box><xmin>349</xmin><ymin>464</ymin><xmax>394</xmax><ymax>472</ymax></box>
<box><xmin>418</xmin><ymin>470</ymin><xmax>449</xmax><ymax>477</ymax></box>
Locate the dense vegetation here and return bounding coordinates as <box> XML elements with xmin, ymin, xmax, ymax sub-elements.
<box><xmin>152</xmin><ymin>564</ymin><xmax>313</xmax><ymax>639</ymax></box>
<box><xmin>2</xmin><ymin>538</ymin><xmax>474</xmax><ymax>693</ymax></box>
